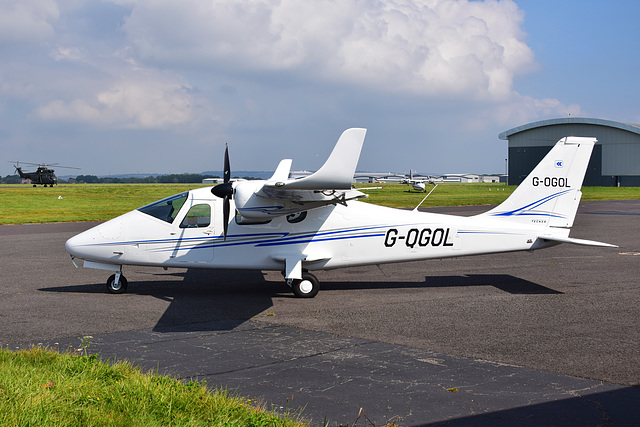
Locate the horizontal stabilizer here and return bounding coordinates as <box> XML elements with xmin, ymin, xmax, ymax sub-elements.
<box><xmin>539</xmin><ymin>235</ymin><xmax>618</xmax><ymax>248</ymax></box>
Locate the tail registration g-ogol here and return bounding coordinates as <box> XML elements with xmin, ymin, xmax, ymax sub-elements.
<box><xmin>66</xmin><ymin>129</ymin><xmax>616</xmax><ymax>298</ymax></box>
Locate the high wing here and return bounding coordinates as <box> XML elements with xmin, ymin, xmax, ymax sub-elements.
<box><xmin>233</xmin><ymin>128</ymin><xmax>367</xmax><ymax>219</ymax></box>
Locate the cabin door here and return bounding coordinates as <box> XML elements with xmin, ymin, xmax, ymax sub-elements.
<box><xmin>171</xmin><ymin>201</ymin><xmax>215</xmax><ymax>263</ymax></box>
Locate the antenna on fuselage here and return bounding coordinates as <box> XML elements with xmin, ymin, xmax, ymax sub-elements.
<box><xmin>412</xmin><ymin>184</ymin><xmax>438</xmax><ymax>212</ymax></box>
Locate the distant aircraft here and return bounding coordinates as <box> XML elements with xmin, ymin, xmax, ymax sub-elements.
<box><xmin>66</xmin><ymin>129</ymin><xmax>616</xmax><ymax>298</ymax></box>
<box><xmin>404</xmin><ymin>169</ymin><xmax>435</xmax><ymax>192</ymax></box>
<box><xmin>10</xmin><ymin>162</ymin><xmax>79</xmax><ymax>187</ymax></box>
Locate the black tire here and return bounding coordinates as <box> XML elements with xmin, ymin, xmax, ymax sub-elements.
<box><xmin>291</xmin><ymin>272</ymin><xmax>319</xmax><ymax>298</ymax></box>
<box><xmin>106</xmin><ymin>274</ymin><xmax>128</xmax><ymax>294</ymax></box>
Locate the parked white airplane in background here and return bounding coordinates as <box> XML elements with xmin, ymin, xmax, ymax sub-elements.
<box><xmin>66</xmin><ymin>128</ymin><xmax>616</xmax><ymax>298</ymax></box>
<box><xmin>404</xmin><ymin>169</ymin><xmax>435</xmax><ymax>192</ymax></box>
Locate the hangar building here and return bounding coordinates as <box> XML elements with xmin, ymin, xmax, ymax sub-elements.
<box><xmin>500</xmin><ymin>117</ymin><xmax>640</xmax><ymax>186</ymax></box>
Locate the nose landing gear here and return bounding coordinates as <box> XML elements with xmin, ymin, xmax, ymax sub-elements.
<box><xmin>106</xmin><ymin>273</ymin><xmax>128</xmax><ymax>294</ymax></box>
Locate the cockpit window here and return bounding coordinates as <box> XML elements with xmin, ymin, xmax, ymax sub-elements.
<box><xmin>138</xmin><ymin>192</ymin><xmax>188</xmax><ymax>223</ymax></box>
<box><xmin>180</xmin><ymin>204</ymin><xmax>211</xmax><ymax>228</ymax></box>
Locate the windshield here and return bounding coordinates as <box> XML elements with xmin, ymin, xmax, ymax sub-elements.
<box><xmin>137</xmin><ymin>192</ymin><xmax>188</xmax><ymax>223</ymax></box>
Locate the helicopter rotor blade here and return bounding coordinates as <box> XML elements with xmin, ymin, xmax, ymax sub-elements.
<box><xmin>53</xmin><ymin>165</ymin><xmax>82</xmax><ymax>170</ymax></box>
<box><xmin>6</xmin><ymin>161</ymin><xmax>80</xmax><ymax>169</ymax></box>
<box><xmin>7</xmin><ymin>161</ymin><xmax>39</xmax><ymax>167</ymax></box>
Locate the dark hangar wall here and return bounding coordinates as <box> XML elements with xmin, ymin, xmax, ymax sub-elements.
<box><xmin>501</xmin><ymin>119</ymin><xmax>640</xmax><ymax>186</ymax></box>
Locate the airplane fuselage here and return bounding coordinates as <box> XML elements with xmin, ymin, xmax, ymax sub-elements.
<box><xmin>66</xmin><ymin>187</ymin><xmax>553</xmax><ymax>275</ymax></box>
<box><xmin>65</xmin><ymin>131</ymin><xmax>614</xmax><ymax>297</ymax></box>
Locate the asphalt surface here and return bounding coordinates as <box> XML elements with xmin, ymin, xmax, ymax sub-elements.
<box><xmin>1</xmin><ymin>200</ymin><xmax>639</xmax><ymax>426</ymax></box>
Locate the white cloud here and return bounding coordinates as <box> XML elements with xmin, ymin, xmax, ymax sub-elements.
<box><xmin>4</xmin><ymin>0</ymin><xmax>568</xmax><ymax>135</ymax></box>
<box><xmin>0</xmin><ymin>1</ymin><xmax>220</xmax><ymax>132</ymax></box>
<box><xmin>119</xmin><ymin>0</ymin><xmax>535</xmax><ymax>100</ymax></box>
<box><xmin>36</xmin><ymin>69</ymin><xmax>214</xmax><ymax>129</ymax></box>
<box><xmin>50</xmin><ymin>45</ymin><xmax>85</xmax><ymax>62</ymax></box>
<box><xmin>0</xmin><ymin>0</ymin><xmax>59</xmax><ymax>44</ymax></box>
<box><xmin>2</xmin><ymin>0</ymin><xmax>604</xmax><ymax>176</ymax></box>
<box><xmin>492</xmin><ymin>94</ymin><xmax>583</xmax><ymax>127</ymax></box>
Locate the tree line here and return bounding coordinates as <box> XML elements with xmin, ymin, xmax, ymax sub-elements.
<box><xmin>72</xmin><ymin>174</ymin><xmax>221</xmax><ymax>184</ymax></box>
<box><xmin>0</xmin><ymin>173</ymin><xmax>220</xmax><ymax>184</ymax></box>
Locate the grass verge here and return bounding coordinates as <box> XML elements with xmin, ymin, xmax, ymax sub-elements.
<box><xmin>356</xmin><ymin>183</ymin><xmax>640</xmax><ymax>209</ymax></box>
<box><xmin>1</xmin><ymin>183</ymin><xmax>638</xmax><ymax>225</ymax></box>
<box><xmin>0</xmin><ymin>184</ymin><xmax>209</xmax><ymax>224</ymax></box>
<box><xmin>0</xmin><ymin>346</ymin><xmax>305</xmax><ymax>427</ymax></box>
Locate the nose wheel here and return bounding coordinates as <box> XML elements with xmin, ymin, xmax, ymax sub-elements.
<box><xmin>106</xmin><ymin>273</ymin><xmax>128</xmax><ymax>294</ymax></box>
<box><xmin>289</xmin><ymin>272</ymin><xmax>319</xmax><ymax>298</ymax></box>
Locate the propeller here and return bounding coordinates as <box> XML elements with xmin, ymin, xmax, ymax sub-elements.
<box><xmin>211</xmin><ymin>144</ymin><xmax>232</xmax><ymax>240</ymax></box>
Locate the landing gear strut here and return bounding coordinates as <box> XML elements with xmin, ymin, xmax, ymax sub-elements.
<box><xmin>288</xmin><ymin>272</ymin><xmax>319</xmax><ymax>298</ymax></box>
<box><xmin>106</xmin><ymin>273</ymin><xmax>128</xmax><ymax>294</ymax></box>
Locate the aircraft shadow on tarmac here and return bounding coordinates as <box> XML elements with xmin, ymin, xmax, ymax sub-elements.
<box><xmin>40</xmin><ymin>270</ymin><xmax>560</xmax><ymax>334</ymax></box>
<box><xmin>41</xmin><ymin>269</ymin><xmax>286</xmax><ymax>333</ymax></box>
<box><xmin>319</xmin><ymin>273</ymin><xmax>562</xmax><ymax>295</ymax></box>
<box><xmin>418</xmin><ymin>386</ymin><xmax>640</xmax><ymax>427</ymax></box>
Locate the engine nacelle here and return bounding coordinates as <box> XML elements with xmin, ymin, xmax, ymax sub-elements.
<box><xmin>233</xmin><ymin>180</ymin><xmax>295</xmax><ymax>219</ymax></box>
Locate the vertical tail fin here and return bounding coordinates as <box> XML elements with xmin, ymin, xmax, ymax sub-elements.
<box><xmin>479</xmin><ymin>136</ymin><xmax>596</xmax><ymax>228</ymax></box>
<box><xmin>275</xmin><ymin>128</ymin><xmax>366</xmax><ymax>190</ymax></box>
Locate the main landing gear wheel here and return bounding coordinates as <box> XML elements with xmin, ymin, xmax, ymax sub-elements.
<box><xmin>290</xmin><ymin>272</ymin><xmax>319</xmax><ymax>298</ymax></box>
<box><xmin>106</xmin><ymin>274</ymin><xmax>128</xmax><ymax>294</ymax></box>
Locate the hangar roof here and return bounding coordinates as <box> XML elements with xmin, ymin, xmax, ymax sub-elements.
<box><xmin>499</xmin><ymin>117</ymin><xmax>640</xmax><ymax>140</ymax></box>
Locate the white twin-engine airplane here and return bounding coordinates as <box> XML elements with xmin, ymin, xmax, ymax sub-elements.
<box><xmin>66</xmin><ymin>128</ymin><xmax>616</xmax><ymax>298</ymax></box>
<box><xmin>404</xmin><ymin>169</ymin><xmax>435</xmax><ymax>192</ymax></box>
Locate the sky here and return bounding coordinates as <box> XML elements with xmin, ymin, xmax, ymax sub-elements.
<box><xmin>1</xmin><ymin>0</ymin><xmax>639</xmax><ymax>177</ymax></box>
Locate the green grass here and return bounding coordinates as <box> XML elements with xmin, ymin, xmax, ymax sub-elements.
<box><xmin>1</xmin><ymin>183</ymin><xmax>638</xmax><ymax>224</ymax></box>
<box><xmin>0</xmin><ymin>184</ymin><xmax>209</xmax><ymax>224</ymax></box>
<box><xmin>0</xmin><ymin>346</ymin><xmax>305</xmax><ymax>427</ymax></box>
<box><xmin>357</xmin><ymin>183</ymin><xmax>515</xmax><ymax>208</ymax></box>
<box><xmin>357</xmin><ymin>182</ymin><xmax>640</xmax><ymax>208</ymax></box>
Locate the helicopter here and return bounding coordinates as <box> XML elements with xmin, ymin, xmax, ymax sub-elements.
<box><xmin>9</xmin><ymin>162</ymin><xmax>80</xmax><ymax>187</ymax></box>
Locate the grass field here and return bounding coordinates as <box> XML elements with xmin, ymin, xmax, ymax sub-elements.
<box><xmin>359</xmin><ymin>183</ymin><xmax>640</xmax><ymax>208</ymax></box>
<box><xmin>0</xmin><ymin>184</ymin><xmax>210</xmax><ymax>224</ymax></box>
<box><xmin>0</xmin><ymin>346</ymin><xmax>305</xmax><ymax>426</ymax></box>
<box><xmin>1</xmin><ymin>183</ymin><xmax>638</xmax><ymax>225</ymax></box>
